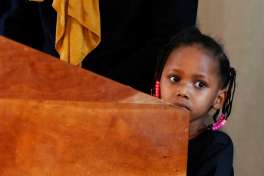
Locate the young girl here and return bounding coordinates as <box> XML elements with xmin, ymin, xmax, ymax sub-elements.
<box><xmin>152</xmin><ymin>28</ymin><xmax>236</xmax><ymax>176</ymax></box>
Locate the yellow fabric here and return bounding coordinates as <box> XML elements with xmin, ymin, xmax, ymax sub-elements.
<box><xmin>53</xmin><ymin>0</ymin><xmax>101</xmax><ymax>65</ymax></box>
<box><xmin>30</xmin><ymin>0</ymin><xmax>101</xmax><ymax>65</ymax></box>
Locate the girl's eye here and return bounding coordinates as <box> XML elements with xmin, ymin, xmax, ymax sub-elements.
<box><xmin>168</xmin><ymin>75</ymin><xmax>180</xmax><ymax>83</ymax></box>
<box><xmin>194</xmin><ymin>80</ymin><xmax>207</xmax><ymax>89</ymax></box>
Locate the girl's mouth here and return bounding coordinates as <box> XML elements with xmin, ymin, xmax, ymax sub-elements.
<box><xmin>173</xmin><ymin>102</ymin><xmax>191</xmax><ymax>111</ymax></box>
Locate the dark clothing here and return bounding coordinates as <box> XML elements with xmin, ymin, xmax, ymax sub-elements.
<box><xmin>0</xmin><ymin>0</ymin><xmax>10</xmax><ymax>30</ymax></box>
<box><xmin>188</xmin><ymin>130</ymin><xmax>234</xmax><ymax>176</ymax></box>
<box><xmin>0</xmin><ymin>0</ymin><xmax>10</xmax><ymax>18</ymax></box>
<box><xmin>0</xmin><ymin>0</ymin><xmax>198</xmax><ymax>93</ymax></box>
<box><xmin>0</xmin><ymin>0</ymin><xmax>45</xmax><ymax>50</ymax></box>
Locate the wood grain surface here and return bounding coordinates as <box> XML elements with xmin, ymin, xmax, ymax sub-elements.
<box><xmin>0</xmin><ymin>36</ymin><xmax>189</xmax><ymax>176</ymax></box>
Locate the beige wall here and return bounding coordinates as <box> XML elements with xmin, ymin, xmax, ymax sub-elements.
<box><xmin>198</xmin><ymin>1</ymin><xmax>264</xmax><ymax>175</ymax></box>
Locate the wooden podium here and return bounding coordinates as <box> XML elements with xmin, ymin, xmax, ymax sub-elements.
<box><xmin>0</xmin><ymin>36</ymin><xmax>189</xmax><ymax>176</ymax></box>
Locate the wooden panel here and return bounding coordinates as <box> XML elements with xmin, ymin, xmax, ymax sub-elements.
<box><xmin>0</xmin><ymin>36</ymin><xmax>189</xmax><ymax>176</ymax></box>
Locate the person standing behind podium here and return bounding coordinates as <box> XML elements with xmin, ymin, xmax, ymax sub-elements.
<box><xmin>152</xmin><ymin>27</ymin><xmax>236</xmax><ymax>176</ymax></box>
<box><xmin>0</xmin><ymin>0</ymin><xmax>198</xmax><ymax>93</ymax></box>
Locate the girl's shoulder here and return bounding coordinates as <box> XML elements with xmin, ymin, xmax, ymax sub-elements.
<box><xmin>208</xmin><ymin>130</ymin><xmax>233</xmax><ymax>146</ymax></box>
<box><xmin>188</xmin><ymin>130</ymin><xmax>234</xmax><ymax>176</ymax></box>
<box><xmin>188</xmin><ymin>130</ymin><xmax>233</xmax><ymax>159</ymax></box>
<box><xmin>190</xmin><ymin>130</ymin><xmax>233</xmax><ymax>148</ymax></box>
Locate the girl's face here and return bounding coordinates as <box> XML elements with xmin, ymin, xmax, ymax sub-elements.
<box><xmin>160</xmin><ymin>46</ymin><xmax>226</xmax><ymax>124</ymax></box>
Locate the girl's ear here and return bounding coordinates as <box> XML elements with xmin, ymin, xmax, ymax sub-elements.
<box><xmin>213</xmin><ymin>89</ymin><xmax>227</xmax><ymax>110</ymax></box>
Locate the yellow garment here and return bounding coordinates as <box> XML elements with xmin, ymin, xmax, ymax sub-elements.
<box><xmin>30</xmin><ymin>0</ymin><xmax>101</xmax><ymax>65</ymax></box>
<box><xmin>53</xmin><ymin>0</ymin><xmax>101</xmax><ymax>65</ymax></box>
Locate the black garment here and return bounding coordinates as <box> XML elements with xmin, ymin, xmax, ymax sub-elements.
<box><xmin>0</xmin><ymin>0</ymin><xmax>44</xmax><ymax>50</ymax></box>
<box><xmin>0</xmin><ymin>0</ymin><xmax>10</xmax><ymax>18</ymax></box>
<box><xmin>0</xmin><ymin>0</ymin><xmax>10</xmax><ymax>32</ymax></box>
<box><xmin>188</xmin><ymin>130</ymin><xmax>234</xmax><ymax>176</ymax></box>
<box><xmin>0</xmin><ymin>0</ymin><xmax>198</xmax><ymax>93</ymax></box>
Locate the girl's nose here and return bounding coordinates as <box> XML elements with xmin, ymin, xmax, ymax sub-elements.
<box><xmin>176</xmin><ymin>91</ymin><xmax>189</xmax><ymax>99</ymax></box>
<box><xmin>176</xmin><ymin>83</ymin><xmax>189</xmax><ymax>99</ymax></box>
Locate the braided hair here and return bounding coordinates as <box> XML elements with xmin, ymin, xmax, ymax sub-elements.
<box><xmin>154</xmin><ymin>27</ymin><xmax>236</xmax><ymax>121</ymax></box>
